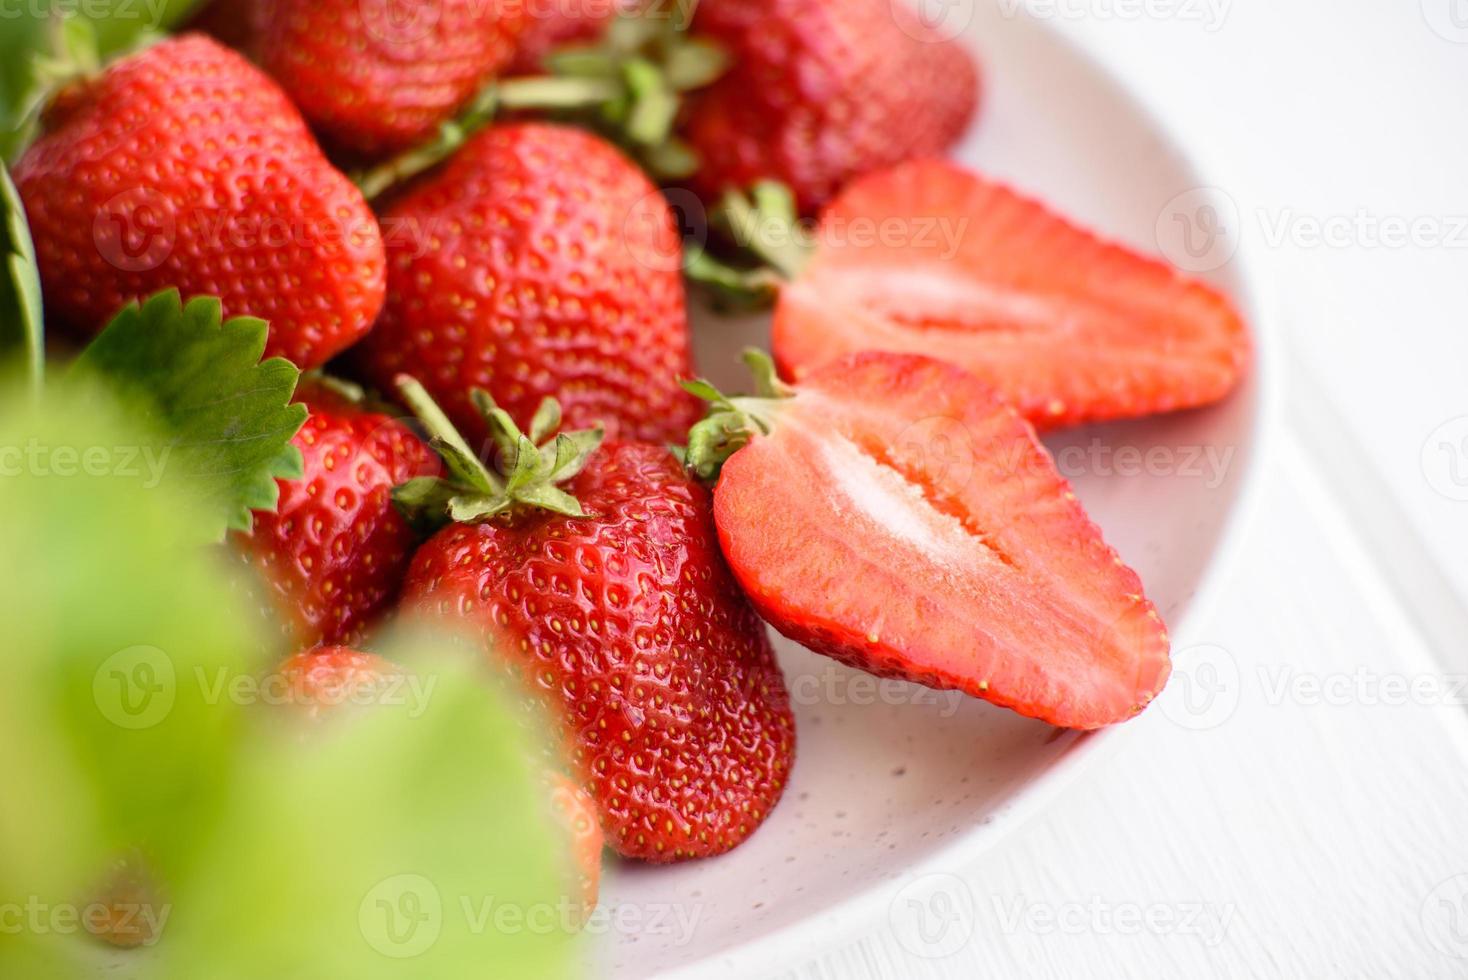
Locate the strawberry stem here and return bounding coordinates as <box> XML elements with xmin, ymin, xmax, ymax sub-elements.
<box><xmin>683</xmin><ymin>182</ymin><xmax>814</xmax><ymax>311</ymax></box>
<box><xmin>354</xmin><ymin>76</ymin><xmax>622</xmax><ymax>201</ymax></box>
<box><xmin>355</xmin><ymin>6</ymin><xmax>729</xmax><ymax>201</ymax></box>
<box><xmin>391</xmin><ymin>376</ymin><xmax>603</xmax><ymax>530</ymax></box>
<box><xmin>681</xmin><ymin>350</ymin><xmax>794</xmax><ymax>481</ymax></box>
<box><xmin>717</xmin><ymin>183</ymin><xmax>811</xmax><ymax>281</ymax></box>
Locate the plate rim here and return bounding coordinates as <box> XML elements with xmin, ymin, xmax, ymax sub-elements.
<box><xmin>642</xmin><ymin>21</ymin><xmax>1284</xmax><ymax>980</ymax></box>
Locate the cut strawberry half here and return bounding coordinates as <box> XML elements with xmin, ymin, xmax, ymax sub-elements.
<box><xmin>771</xmin><ymin>159</ymin><xmax>1251</xmax><ymax>430</ymax></box>
<box><xmin>684</xmin><ymin>351</ymin><xmax>1171</xmax><ymax>730</ymax></box>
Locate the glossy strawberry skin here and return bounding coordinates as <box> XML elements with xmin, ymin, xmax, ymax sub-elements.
<box><xmin>235</xmin><ymin>386</ymin><xmax>439</xmax><ymax>649</ymax></box>
<box><xmin>710</xmin><ymin>352</ymin><xmax>1171</xmax><ymax>730</ymax></box>
<box><xmin>773</xmin><ymin>160</ymin><xmax>1251</xmax><ymax>429</ymax></box>
<box><xmin>402</xmin><ymin>442</ymin><xmax>796</xmax><ymax>861</ymax></box>
<box><xmin>254</xmin><ymin>0</ymin><xmax>526</xmax><ymax>157</ymax></box>
<box><xmin>355</xmin><ymin>123</ymin><xmax>700</xmax><ymax>450</ymax></box>
<box><xmin>13</xmin><ymin>35</ymin><xmax>385</xmax><ymax>371</ymax></box>
<box><xmin>684</xmin><ymin>0</ymin><xmax>980</xmax><ymax>215</ymax></box>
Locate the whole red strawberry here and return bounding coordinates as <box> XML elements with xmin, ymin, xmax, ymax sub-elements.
<box><xmin>13</xmin><ymin>34</ymin><xmax>385</xmax><ymax>371</ymax></box>
<box><xmin>355</xmin><ymin>123</ymin><xmax>700</xmax><ymax>450</ymax></box>
<box><xmin>253</xmin><ymin>0</ymin><xmax>526</xmax><ymax>157</ymax></box>
<box><xmin>683</xmin><ymin>0</ymin><xmax>980</xmax><ymax>215</ymax></box>
<box><xmin>394</xmin><ymin>381</ymin><xmax>795</xmax><ymax>861</ymax></box>
<box><xmin>234</xmin><ymin>383</ymin><xmax>438</xmax><ymax>649</ymax></box>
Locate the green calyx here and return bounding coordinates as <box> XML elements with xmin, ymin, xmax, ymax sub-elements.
<box><xmin>684</xmin><ymin>181</ymin><xmax>813</xmax><ymax>310</ymax></box>
<box><xmin>681</xmin><ymin>349</ymin><xmax>794</xmax><ymax>482</ymax></box>
<box><xmin>355</xmin><ymin>4</ymin><xmax>729</xmax><ymax>200</ymax></box>
<box><xmin>353</xmin><ymin>75</ymin><xmax>621</xmax><ymax>200</ymax></box>
<box><xmin>392</xmin><ymin>376</ymin><xmax>603</xmax><ymax>531</ymax></box>
<box><xmin>6</xmin><ymin>15</ymin><xmax>107</xmax><ymax>159</ymax></box>
<box><xmin>542</xmin><ymin>3</ymin><xmax>728</xmax><ymax>179</ymax></box>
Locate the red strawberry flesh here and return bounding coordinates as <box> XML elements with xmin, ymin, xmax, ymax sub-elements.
<box><xmin>709</xmin><ymin>352</ymin><xmax>1171</xmax><ymax>730</ymax></box>
<box><xmin>773</xmin><ymin>160</ymin><xmax>1251</xmax><ymax>429</ymax></box>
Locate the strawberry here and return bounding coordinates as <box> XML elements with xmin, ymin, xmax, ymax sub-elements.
<box><xmin>772</xmin><ymin>160</ymin><xmax>1252</xmax><ymax>429</ymax></box>
<box><xmin>13</xmin><ymin>35</ymin><xmax>385</xmax><ymax>371</ymax></box>
<box><xmin>275</xmin><ymin>646</ymin><xmax>408</xmax><ymax>717</ymax></box>
<box><xmin>683</xmin><ymin>0</ymin><xmax>980</xmax><ymax>215</ymax></box>
<box><xmin>546</xmin><ymin>770</ymin><xmax>604</xmax><ymax>915</ymax></box>
<box><xmin>394</xmin><ymin>380</ymin><xmax>795</xmax><ymax>861</ymax></box>
<box><xmin>253</xmin><ymin>0</ymin><xmax>526</xmax><ymax>157</ymax></box>
<box><xmin>683</xmin><ymin>351</ymin><xmax>1171</xmax><ymax>730</ymax></box>
<box><xmin>234</xmin><ymin>383</ymin><xmax>438</xmax><ymax>649</ymax></box>
<box><xmin>354</xmin><ymin>123</ymin><xmax>700</xmax><ymax>451</ymax></box>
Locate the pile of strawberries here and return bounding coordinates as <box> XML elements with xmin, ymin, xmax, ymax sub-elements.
<box><xmin>12</xmin><ymin>0</ymin><xmax>1249</xmax><ymax>911</ymax></box>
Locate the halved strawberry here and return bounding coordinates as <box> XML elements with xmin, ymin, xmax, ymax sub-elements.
<box><xmin>685</xmin><ymin>351</ymin><xmax>1171</xmax><ymax>730</ymax></box>
<box><xmin>771</xmin><ymin>160</ymin><xmax>1250</xmax><ymax>429</ymax></box>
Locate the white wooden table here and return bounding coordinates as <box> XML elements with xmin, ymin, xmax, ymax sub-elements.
<box><xmin>783</xmin><ymin>1</ymin><xmax>1468</xmax><ymax>976</ymax></box>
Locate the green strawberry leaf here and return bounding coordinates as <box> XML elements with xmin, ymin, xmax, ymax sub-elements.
<box><xmin>0</xmin><ymin>378</ymin><xmax>260</xmax><ymax>970</ymax></box>
<box><xmin>70</xmin><ymin>290</ymin><xmax>307</xmax><ymax>540</ymax></box>
<box><xmin>0</xmin><ymin>160</ymin><xmax>43</xmax><ymax>388</ymax></box>
<box><xmin>2</xmin><ymin>1</ymin><xmax>206</xmax><ymax>161</ymax></box>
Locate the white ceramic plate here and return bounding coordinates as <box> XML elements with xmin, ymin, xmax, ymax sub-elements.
<box><xmin>594</xmin><ymin>8</ymin><xmax>1273</xmax><ymax>979</ymax></box>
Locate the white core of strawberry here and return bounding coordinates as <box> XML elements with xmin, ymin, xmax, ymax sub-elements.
<box><xmin>813</xmin><ymin>430</ymin><xmax>980</xmax><ymax>571</ymax></box>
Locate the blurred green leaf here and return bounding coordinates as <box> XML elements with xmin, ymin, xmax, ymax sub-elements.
<box><xmin>0</xmin><ymin>161</ymin><xmax>43</xmax><ymax>387</ymax></box>
<box><xmin>0</xmin><ymin>377</ymin><xmax>259</xmax><ymax>972</ymax></box>
<box><xmin>0</xmin><ymin>385</ymin><xmax>575</xmax><ymax>977</ymax></box>
<box><xmin>161</xmin><ymin>643</ymin><xmax>579</xmax><ymax>979</ymax></box>
<box><xmin>71</xmin><ymin>290</ymin><xmax>307</xmax><ymax>541</ymax></box>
